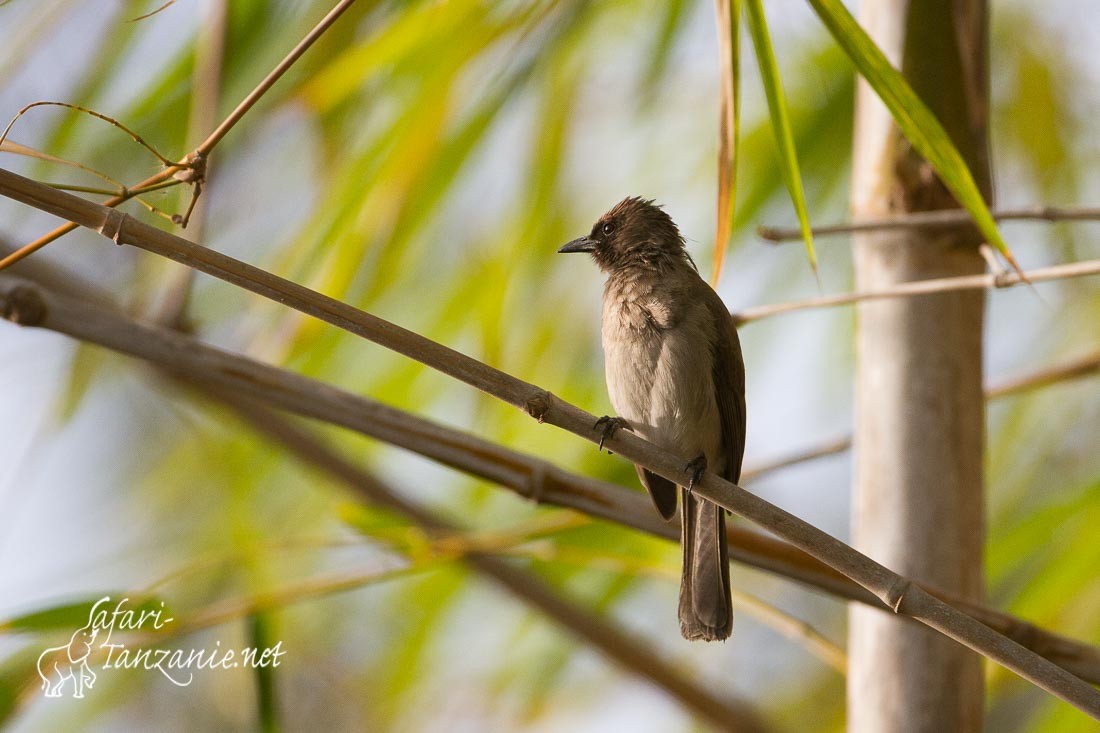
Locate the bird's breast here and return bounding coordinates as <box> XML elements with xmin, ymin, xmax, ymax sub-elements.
<box><xmin>601</xmin><ymin>298</ymin><xmax>661</xmax><ymax>425</ymax></box>
<box><xmin>600</xmin><ymin>292</ymin><xmax>723</xmax><ymax>466</ymax></box>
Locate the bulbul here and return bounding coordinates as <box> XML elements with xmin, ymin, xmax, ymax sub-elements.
<box><xmin>559</xmin><ymin>197</ymin><xmax>746</xmax><ymax>641</ymax></box>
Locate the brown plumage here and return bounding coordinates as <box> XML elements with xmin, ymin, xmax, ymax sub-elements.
<box><xmin>559</xmin><ymin>197</ymin><xmax>746</xmax><ymax>641</ymax></box>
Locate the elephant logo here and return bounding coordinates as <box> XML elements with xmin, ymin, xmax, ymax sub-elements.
<box><xmin>37</xmin><ymin>622</ymin><xmax>99</xmax><ymax>698</ymax></box>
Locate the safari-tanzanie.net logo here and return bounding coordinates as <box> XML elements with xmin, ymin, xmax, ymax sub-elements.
<box><xmin>36</xmin><ymin>596</ymin><xmax>284</xmax><ymax>698</ymax></box>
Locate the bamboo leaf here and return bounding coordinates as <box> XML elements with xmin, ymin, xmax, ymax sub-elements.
<box><xmin>0</xmin><ymin>594</ymin><xmax>160</xmax><ymax>632</ymax></box>
<box><xmin>55</xmin><ymin>342</ymin><xmax>108</xmax><ymax>422</ymax></box>
<box><xmin>806</xmin><ymin>0</ymin><xmax>1021</xmax><ymax>272</ymax></box>
<box><xmin>642</xmin><ymin>0</ymin><xmax>692</xmax><ymax>104</ymax></box>
<box><xmin>711</xmin><ymin>0</ymin><xmax>742</xmax><ymax>284</ymax></box>
<box><xmin>0</xmin><ymin>648</ymin><xmax>40</xmax><ymax>726</ymax></box>
<box><xmin>744</xmin><ymin>0</ymin><xmax>817</xmax><ymax>274</ymax></box>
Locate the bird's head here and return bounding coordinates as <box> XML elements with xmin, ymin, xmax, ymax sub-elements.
<box><xmin>558</xmin><ymin>197</ymin><xmax>691</xmax><ymax>273</ymax></box>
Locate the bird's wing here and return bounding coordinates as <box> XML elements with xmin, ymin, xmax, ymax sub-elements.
<box><xmin>706</xmin><ymin>294</ymin><xmax>746</xmax><ymax>482</ymax></box>
<box><xmin>636</xmin><ymin>465</ymin><xmax>679</xmax><ymax>520</ymax></box>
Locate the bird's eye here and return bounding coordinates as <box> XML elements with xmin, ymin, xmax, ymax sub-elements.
<box><xmin>602</xmin><ymin>222</ymin><xmax>615</xmax><ymax>236</ymax></box>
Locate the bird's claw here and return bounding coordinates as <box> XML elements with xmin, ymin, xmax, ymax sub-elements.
<box><xmin>594</xmin><ymin>415</ymin><xmax>632</xmax><ymax>452</ymax></box>
<box><xmin>684</xmin><ymin>454</ymin><xmax>708</xmax><ymax>492</ymax></box>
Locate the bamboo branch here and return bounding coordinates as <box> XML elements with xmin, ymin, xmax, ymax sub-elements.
<box><xmin>741</xmin><ymin>435</ymin><xmax>852</xmax><ymax>483</ymax></box>
<box><xmin>758</xmin><ymin>205</ymin><xmax>1100</xmax><ymax>242</ymax></box>
<box><xmin>987</xmin><ymin>352</ymin><xmax>1100</xmax><ymax>398</ymax></box>
<box><xmin>0</xmin><ymin>0</ymin><xmax>359</xmax><ymax>272</ymax></box>
<box><xmin>0</xmin><ymin>236</ymin><xmax>1098</xmax><ymax>715</ymax></box>
<box><xmin>732</xmin><ymin>258</ymin><xmax>1100</xmax><ymax>325</ymax></box>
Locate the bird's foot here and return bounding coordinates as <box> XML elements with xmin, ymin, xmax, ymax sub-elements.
<box><xmin>684</xmin><ymin>454</ymin><xmax>708</xmax><ymax>492</ymax></box>
<box><xmin>594</xmin><ymin>416</ymin><xmax>632</xmax><ymax>452</ymax></box>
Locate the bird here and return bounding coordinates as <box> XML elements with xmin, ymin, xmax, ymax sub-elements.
<box><xmin>558</xmin><ymin>196</ymin><xmax>746</xmax><ymax>641</ymax></box>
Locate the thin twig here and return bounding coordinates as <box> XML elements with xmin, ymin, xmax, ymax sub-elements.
<box><xmin>758</xmin><ymin>205</ymin><xmax>1100</xmax><ymax>242</ymax></box>
<box><xmin>0</xmin><ymin>101</ymin><xmax>175</xmax><ymax>167</ymax></box>
<box><xmin>196</xmin><ymin>0</ymin><xmax>358</xmax><ymax>157</ymax></box>
<box><xmin>42</xmin><ymin>182</ymin><xmax>134</xmax><ymax>196</ymax></box>
<box><xmin>740</xmin><ymin>350</ymin><xmax>1100</xmax><ymax>482</ymax></box>
<box><xmin>38</xmin><ymin>179</ymin><xmax>182</xmax><ymax>199</ymax></box>
<box><xmin>987</xmin><ymin>351</ymin><xmax>1100</xmax><ymax>398</ymax></box>
<box><xmin>129</xmin><ymin>0</ymin><xmax>179</xmax><ymax>22</ymax></box>
<box><xmin>730</xmin><ymin>587</ymin><xmax>846</xmax><ymax>672</ymax></box>
<box><xmin>0</xmin><ymin>0</ymin><xmax>359</xmax><ymax>272</ymax></box>
<box><xmin>1</xmin><ymin>139</ymin><xmax>129</xmax><ymax>192</ymax></box>
<box><xmin>151</xmin><ymin>0</ymin><xmax>229</xmax><ymax>328</ymax></box>
<box><xmin>741</xmin><ymin>435</ymin><xmax>852</xmax><ymax>482</ymax></box>
<box><xmin>732</xmin><ymin>258</ymin><xmax>1100</xmax><ymax>325</ymax></box>
<box><xmin>0</xmin><ymin>231</ymin><xmax>1098</xmax><ymax>715</ymax></box>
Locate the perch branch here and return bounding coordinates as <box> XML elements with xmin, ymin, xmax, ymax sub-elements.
<box><xmin>0</xmin><ymin>235</ymin><xmax>1098</xmax><ymax>715</ymax></box>
<box><xmin>758</xmin><ymin>205</ymin><xmax>1100</xmax><ymax>242</ymax></box>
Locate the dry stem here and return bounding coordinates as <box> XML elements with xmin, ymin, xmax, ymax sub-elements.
<box><xmin>732</xmin><ymin>258</ymin><xmax>1100</xmax><ymax>325</ymax></box>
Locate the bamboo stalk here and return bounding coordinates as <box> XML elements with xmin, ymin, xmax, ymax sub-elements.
<box><xmin>845</xmin><ymin>3</ymin><xmax>989</xmax><ymax>729</ymax></box>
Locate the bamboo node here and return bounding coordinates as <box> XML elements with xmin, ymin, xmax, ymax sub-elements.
<box><xmin>524</xmin><ymin>390</ymin><xmax>552</xmax><ymax>423</ymax></box>
<box><xmin>97</xmin><ymin>207</ymin><xmax>127</xmax><ymax>245</ymax></box>
<box><xmin>524</xmin><ymin>464</ymin><xmax>548</xmax><ymax>504</ymax></box>
<box><xmin>173</xmin><ymin>151</ymin><xmax>206</xmax><ymax>184</ymax></box>
<box><xmin>883</xmin><ymin>577</ymin><xmax>913</xmax><ymax>613</ymax></box>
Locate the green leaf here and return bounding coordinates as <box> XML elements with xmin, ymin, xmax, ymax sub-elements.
<box><xmin>248</xmin><ymin>613</ymin><xmax>280</xmax><ymax>733</ymax></box>
<box><xmin>55</xmin><ymin>342</ymin><xmax>107</xmax><ymax>422</ymax></box>
<box><xmin>641</xmin><ymin>0</ymin><xmax>692</xmax><ymax>104</ymax></box>
<box><xmin>744</xmin><ymin>0</ymin><xmax>816</xmax><ymax>274</ymax></box>
<box><xmin>0</xmin><ymin>594</ymin><xmax>162</xmax><ymax>633</ymax></box>
<box><xmin>806</xmin><ymin>0</ymin><xmax>1019</xmax><ymax>270</ymax></box>
<box><xmin>0</xmin><ymin>647</ymin><xmax>41</xmax><ymax>725</ymax></box>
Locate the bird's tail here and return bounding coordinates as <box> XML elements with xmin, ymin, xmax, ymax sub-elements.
<box><xmin>678</xmin><ymin>489</ymin><xmax>733</xmax><ymax>641</ymax></box>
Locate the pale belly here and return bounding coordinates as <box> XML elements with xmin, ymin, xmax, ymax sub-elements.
<box><xmin>603</xmin><ymin>317</ymin><xmax>724</xmax><ymax>472</ymax></box>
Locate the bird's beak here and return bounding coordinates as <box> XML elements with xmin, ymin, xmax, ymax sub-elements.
<box><xmin>558</xmin><ymin>236</ymin><xmax>597</xmax><ymax>254</ymax></box>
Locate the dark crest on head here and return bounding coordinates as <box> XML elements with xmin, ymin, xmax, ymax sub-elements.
<box><xmin>559</xmin><ymin>197</ymin><xmax>694</xmax><ymax>273</ymax></box>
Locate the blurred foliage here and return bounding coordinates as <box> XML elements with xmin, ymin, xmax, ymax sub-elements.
<box><xmin>0</xmin><ymin>0</ymin><xmax>1097</xmax><ymax>731</ymax></box>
